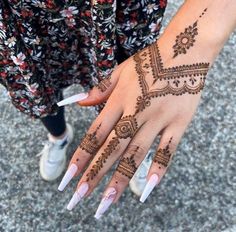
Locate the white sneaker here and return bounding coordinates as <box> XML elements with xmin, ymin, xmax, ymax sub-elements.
<box><xmin>38</xmin><ymin>123</ymin><xmax>74</xmax><ymax>181</ymax></box>
<box><xmin>129</xmin><ymin>149</ymin><xmax>153</xmax><ymax>196</ymax></box>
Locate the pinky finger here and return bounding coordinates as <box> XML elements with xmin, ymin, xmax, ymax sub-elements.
<box><xmin>140</xmin><ymin>124</ymin><xmax>185</xmax><ymax>203</ymax></box>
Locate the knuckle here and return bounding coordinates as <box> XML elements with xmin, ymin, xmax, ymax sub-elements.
<box><xmin>162</xmin><ymin>136</ymin><xmax>177</xmax><ymax>153</ymax></box>
<box><xmin>88</xmin><ymin>123</ymin><xmax>104</xmax><ymax>142</ymax></box>
<box><xmin>113</xmin><ymin>171</ymin><xmax>129</xmax><ymax>186</ymax></box>
<box><xmin>125</xmin><ymin>143</ymin><xmax>146</xmax><ymax>160</ymax></box>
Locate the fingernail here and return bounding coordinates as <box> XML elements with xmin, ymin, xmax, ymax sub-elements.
<box><xmin>67</xmin><ymin>182</ymin><xmax>89</xmax><ymax>210</ymax></box>
<box><xmin>140</xmin><ymin>174</ymin><xmax>159</xmax><ymax>203</ymax></box>
<box><xmin>94</xmin><ymin>187</ymin><xmax>117</xmax><ymax>219</ymax></box>
<box><xmin>57</xmin><ymin>93</ymin><xmax>88</xmax><ymax>106</ymax></box>
<box><xmin>58</xmin><ymin>164</ymin><xmax>78</xmax><ymax>191</ymax></box>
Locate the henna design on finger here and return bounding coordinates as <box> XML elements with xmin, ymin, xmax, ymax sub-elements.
<box><xmin>86</xmin><ymin>115</ymin><xmax>139</xmax><ymax>181</ymax></box>
<box><xmin>172</xmin><ymin>8</ymin><xmax>207</xmax><ymax>58</ymax></box>
<box><xmin>114</xmin><ymin>115</ymin><xmax>138</xmax><ymax>139</ymax></box>
<box><xmin>84</xmin><ymin>26</ymin><xmax>209</xmax><ymax>182</ymax></box>
<box><xmin>133</xmin><ymin>42</ymin><xmax>209</xmax><ymax>113</ymax></box>
<box><xmin>153</xmin><ymin>137</ymin><xmax>173</xmax><ymax>168</ymax></box>
<box><xmin>79</xmin><ymin>123</ymin><xmax>101</xmax><ymax>155</ymax></box>
<box><xmin>116</xmin><ymin>154</ymin><xmax>137</xmax><ymax>179</ymax></box>
<box><xmin>116</xmin><ymin>145</ymin><xmax>140</xmax><ymax>179</ymax></box>
<box><xmin>86</xmin><ymin>136</ymin><xmax>120</xmax><ymax>181</ymax></box>
<box><xmin>96</xmin><ymin>75</ymin><xmax>112</xmax><ymax>92</ymax></box>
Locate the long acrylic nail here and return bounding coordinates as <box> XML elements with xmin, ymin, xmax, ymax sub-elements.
<box><xmin>94</xmin><ymin>187</ymin><xmax>117</xmax><ymax>219</ymax></box>
<box><xmin>58</xmin><ymin>164</ymin><xmax>78</xmax><ymax>191</ymax></box>
<box><xmin>140</xmin><ymin>174</ymin><xmax>159</xmax><ymax>203</ymax></box>
<box><xmin>67</xmin><ymin>182</ymin><xmax>89</xmax><ymax>210</ymax></box>
<box><xmin>57</xmin><ymin>93</ymin><xmax>88</xmax><ymax>106</ymax></box>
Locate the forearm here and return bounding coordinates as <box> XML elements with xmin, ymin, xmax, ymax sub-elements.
<box><xmin>158</xmin><ymin>0</ymin><xmax>236</xmax><ymax>64</ymax></box>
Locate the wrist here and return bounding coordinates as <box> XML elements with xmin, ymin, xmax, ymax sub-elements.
<box><xmin>156</xmin><ymin>0</ymin><xmax>236</xmax><ymax>64</ymax></box>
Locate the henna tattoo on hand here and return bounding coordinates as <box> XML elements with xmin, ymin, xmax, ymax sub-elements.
<box><xmin>153</xmin><ymin>137</ymin><xmax>173</xmax><ymax>168</ymax></box>
<box><xmin>133</xmin><ymin>42</ymin><xmax>209</xmax><ymax>113</ymax></box>
<box><xmin>148</xmin><ymin>42</ymin><xmax>209</xmax><ymax>83</ymax></box>
<box><xmin>86</xmin><ymin>136</ymin><xmax>120</xmax><ymax>181</ymax></box>
<box><xmin>79</xmin><ymin>123</ymin><xmax>101</xmax><ymax>155</ymax></box>
<box><xmin>86</xmin><ymin>115</ymin><xmax>139</xmax><ymax>181</ymax></box>
<box><xmin>172</xmin><ymin>8</ymin><xmax>207</xmax><ymax>58</ymax></box>
<box><xmin>117</xmin><ymin>154</ymin><xmax>137</xmax><ymax>179</ymax></box>
<box><xmin>114</xmin><ymin>115</ymin><xmax>138</xmax><ymax>139</ymax></box>
<box><xmin>173</xmin><ymin>21</ymin><xmax>198</xmax><ymax>58</ymax></box>
<box><xmin>116</xmin><ymin>145</ymin><xmax>140</xmax><ymax>179</ymax></box>
<box><xmin>85</xmin><ymin>27</ymin><xmax>210</xmax><ymax>182</ymax></box>
<box><xmin>96</xmin><ymin>75</ymin><xmax>112</xmax><ymax>92</ymax></box>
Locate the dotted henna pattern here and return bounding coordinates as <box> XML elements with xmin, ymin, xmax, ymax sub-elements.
<box><xmin>133</xmin><ymin>42</ymin><xmax>209</xmax><ymax>114</ymax></box>
<box><xmin>116</xmin><ymin>145</ymin><xmax>139</xmax><ymax>179</ymax></box>
<box><xmin>86</xmin><ymin>136</ymin><xmax>120</xmax><ymax>181</ymax></box>
<box><xmin>172</xmin><ymin>8</ymin><xmax>207</xmax><ymax>58</ymax></box>
<box><xmin>86</xmin><ymin>116</ymin><xmax>138</xmax><ymax>181</ymax></box>
<box><xmin>116</xmin><ymin>154</ymin><xmax>137</xmax><ymax>179</ymax></box>
<box><xmin>79</xmin><ymin>123</ymin><xmax>101</xmax><ymax>155</ymax></box>
<box><xmin>86</xmin><ymin>33</ymin><xmax>210</xmax><ymax>181</ymax></box>
<box><xmin>153</xmin><ymin>137</ymin><xmax>173</xmax><ymax>168</ymax></box>
<box><xmin>114</xmin><ymin>115</ymin><xmax>138</xmax><ymax>139</ymax></box>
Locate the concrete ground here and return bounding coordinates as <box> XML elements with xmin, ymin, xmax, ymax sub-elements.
<box><xmin>0</xmin><ymin>1</ymin><xmax>236</xmax><ymax>231</ymax></box>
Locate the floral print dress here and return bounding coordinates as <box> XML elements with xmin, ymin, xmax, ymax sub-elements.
<box><xmin>0</xmin><ymin>0</ymin><xmax>167</xmax><ymax>118</ymax></box>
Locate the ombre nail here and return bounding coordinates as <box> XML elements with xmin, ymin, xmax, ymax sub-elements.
<box><xmin>58</xmin><ymin>164</ymin><xmax>78</xmax><ymax>191</ymax></box>
<box><xmin>67</xmin><ymin>182</ymin><xmax>89</xmax><ymax>210</ymax></box>
<box><xmin>57</xmin><ymin>93</ymin><xmax>88</xmax><ymax>106</ymax></box>
<box><xmin>140</xmin><ymin>174</ymin><xmax>159</xmax><ymax>203</ymax></box>
<box><xmin>94</xmin><ymin>187</ymin><xmax>117</xmax><ymax>219</ymax></box>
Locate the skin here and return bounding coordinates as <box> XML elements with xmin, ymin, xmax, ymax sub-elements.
<box><xmin>61</xmin><ymin>0</ymin><xmax>236</xmax><ymax>215</ymax></box>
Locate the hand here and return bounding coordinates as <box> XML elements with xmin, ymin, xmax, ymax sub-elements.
<box><xmin>58</xmin><ymin>40</ymin><xmax>210</xmax><ymax>219</ymax></box>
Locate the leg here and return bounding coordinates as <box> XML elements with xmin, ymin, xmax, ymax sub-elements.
<box><xmin>40</xmin><ymin>91</ymin><xmax>67</xmax><ymax>138</ymax></box>
<box><xmin>39</xmin><ymin>90</ymin><xmax>74</xmax><ymax>181</ymax></box>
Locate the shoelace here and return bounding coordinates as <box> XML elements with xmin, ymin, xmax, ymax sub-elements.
<box><xmin>36</xmin><ymin>140</ymin><xmax>54</xmax><ymax>158</ymax></box>
<box><xmin>36</xmin><ymin>136</ymin><xmax>69</xmax><ymax>163</ymax></box>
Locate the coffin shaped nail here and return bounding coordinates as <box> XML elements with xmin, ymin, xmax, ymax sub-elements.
<box><xmin>58</xmin><ymin>164</ymin><xmax>78</xmax><ymax>191</ymax></box>
<box><xmin>140</xmin><ymin>174</ymin><xmax>159</xmax><ymax>203</ymax></box>
<box><xmin>57</xmin><ymin>93</ymin><xmax>88</xmax><ymax>107</ymax></box>
<box><xmin>94</xmin><ymin>187</ymin><xmax>117</xmax><ymax>219</ymax></box>
<box><xmin>67</xmin><ymin>182</ymin><xmax>89</xmax><ymax>210</ymax></box>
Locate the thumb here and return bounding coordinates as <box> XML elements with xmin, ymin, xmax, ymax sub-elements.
<box><xmin>77</xmin><ymin>60</ymin><xmax>128</xmax><ymax>107</ymax></box>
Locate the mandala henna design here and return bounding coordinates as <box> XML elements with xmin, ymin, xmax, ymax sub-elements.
<box><xmin>173</xmin><ymin>21</ymin><xmax>198</xmax><ymax>58</ymax></box>
<box><xmin>79</xmin><ymin>123</ymin><xmax>101</xmax><ymax>155</ymax></box>
<box><xmin>133</xmin><ymin>42</ymin><xmax>209</xmax><ymax>113</ymax></box>
<box><xmin>86</xmin><ymin>137</ymin><xmax>120</xmax><ymax>181</ymax></box>
<box><xmin>116</xmin><ymin>145</ymin><xmax>139</xmax><ymax>179</ymax></box>
<box><xmin>172</xmin><ymin>8</ymin><xmax>207</xmax><ymax>58</ymax></box>
<box><xmin>96</xmin><ymin>75</ymin><xmax>112</xmax><ymax>92</ymax></box>
<box><xmin>114</xmin><ymin>115</ymin><xmax>138</xmax><ymax>139</ymax></box>
<box><xmin>153</xmin><ymin>137</ymin><xmax>173</xmax><ymax>168</ymax></box>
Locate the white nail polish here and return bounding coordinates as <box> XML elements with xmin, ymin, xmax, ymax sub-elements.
<box><xmin>58</xmin><ymin>164</ymin><xmax>78</xmax><ymax>191</ymax></box>
<box><xmin>57</xmin><ymin>93</ymin><xmax>88</xmax><ymax>107</ymax></box>
<box><xmin>94</xmin><ymin>187</ymin><xmax>117</xmax><ymax>219</ymax></box>
<box><xmin>67</xmin><ymin>182</ymin><xmax>89</xmax><ymax>210</ymax></box>
<box><xmin>140</xmin><ymin>174</ymin><xmax>159</xmax><ymax>203</ymax></box>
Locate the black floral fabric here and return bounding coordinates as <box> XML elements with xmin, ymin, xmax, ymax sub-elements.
<box><xmin>0</xmin><ymin>0</ymin><xmax>167</xmax><ymax>118</ymax></box>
